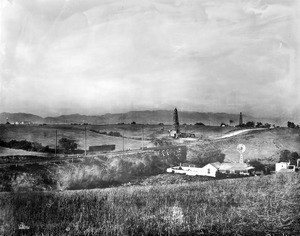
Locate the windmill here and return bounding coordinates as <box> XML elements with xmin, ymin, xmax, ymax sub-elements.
<box><xmin>237</xmin><ymin>144</ymin><xmax>246</xmax><ymax>163</ymax></box>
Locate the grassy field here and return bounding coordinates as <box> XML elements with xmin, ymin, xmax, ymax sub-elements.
<box><xmin>0</xmin><ymin>124</ymin><xmax>158</xmax><ymax>152</ymax></box>
<box><xmin>0</xmin><ymin>124</ymin><xmax>236</xmax><ymax>155</ymax></box>
<box><xmin>0</xmin><ymin>147</ymin><xmax>48</xmax><ymax>157</ymax></box>
<box><xmin>0</xmin><ymin>173</ymin><xmax>299</xmax><ymax>235</ymax></box>
<box><xmin>187</xmin><ymin>128</ymin><xmax>300</xmax><ymax>164</ymax></box>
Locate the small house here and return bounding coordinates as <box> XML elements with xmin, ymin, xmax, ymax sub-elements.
<box><xmin>275</xmin><ymin>161</ymin><xmax>298</xmax><ymax>172</ymax></box>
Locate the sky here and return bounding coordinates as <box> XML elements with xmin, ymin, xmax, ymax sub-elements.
<box><xmin>0</xmin><ymin>0</ymin><xmax>299</xmax><ymax>120</ymax></box>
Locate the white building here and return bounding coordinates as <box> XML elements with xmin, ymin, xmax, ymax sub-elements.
<box><xmin>186</xmin><ymin>162</ymin><xmax>221</xmax><ymax>177</ymax></box>
<box><xmin>218</xmin><ymin>163</ymin><xmax>254</xmax><ymax>175</ymax></box>
<box><xmin>275</xmin><ymin>161</ymin><xmax>298</xmax><ymax>172</ymax></box>
<box><xmin>167</xmin><ymin>161</ymin><xmax>254</xmax><ymax>177</ymax></box>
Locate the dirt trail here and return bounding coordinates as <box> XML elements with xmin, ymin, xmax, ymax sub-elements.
<box><xmin>214</xmin><ymin>128</ymin><xmax>268</xmax><ymax>140</ymax></box>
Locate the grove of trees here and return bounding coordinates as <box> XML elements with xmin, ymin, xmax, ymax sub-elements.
<box><xmin>58</xmin><ymin>138</ymin><xmax>78</xmax><ymax>154</ymax></box>
<box><xmin>279</xmin><ymin>150</ymin><xmax>300</xmax><ymax>166</ymax></box>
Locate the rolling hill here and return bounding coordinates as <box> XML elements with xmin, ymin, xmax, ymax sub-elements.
<box><xmin>186</xmin><ymin>128</ymin><xmax>300</xmax><ymax>164</ymax></box>
<box><xmin>0</xmin><ymin>112</ymin><xmax>44</xmax><ymax>124</ymax></box>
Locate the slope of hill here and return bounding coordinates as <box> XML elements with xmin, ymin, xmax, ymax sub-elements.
<box><xmin>0</xmin><ymin>112</ymin><xmax>44</xmax><ymax>124</ymax></box>
<box><xmin>187</xmin><ymin>128</ymin><xmax>300</xmax><ymax>164</ymax></box>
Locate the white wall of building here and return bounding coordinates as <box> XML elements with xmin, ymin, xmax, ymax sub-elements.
<box><xmin>185</xmin><ymin>164</ymin><xmax>218</xmax><ymax>177</ymax></box>
<box><xmin>275</xmin><ymin>162</ymin><xmax>289</xmax><ymax>172</ymax></box>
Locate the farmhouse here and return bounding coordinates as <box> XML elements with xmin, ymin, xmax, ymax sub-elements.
<box><xmin>186</xmin><ymin>162</ymin><xmax>221</xmax><ymax>177</ymax></box>
<box><xmin>167</xmin><ymin>161</ymin><xmax>254</xmax><ymax>177</ymax></box>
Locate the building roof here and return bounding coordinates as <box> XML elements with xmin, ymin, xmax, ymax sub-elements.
<box><xmin>219</xmin><ymin>162</ymin><xmax>254</xmax><ymax>171</ymax></box>
<box><xmin>209</xmin><ymin>162</ymin><xmax>221</xmax><ymax>169</ymax></box>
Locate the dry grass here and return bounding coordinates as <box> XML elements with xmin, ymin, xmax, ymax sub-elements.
<box><xmin>0</xmin><ymin>124</ymin><xmax>155</xmax><ymax>151</ymax></box>
<box><xmin>0</xmin><ymin>173</ymin><xmax>299</xmax><ymax>235</ymax></box>
<box><xmin>0</xmin><ymin>147</ymin><xmax>48</xmax><ymax>157</ymax></box>
<box><xmin>187</xmin><ymin>128</ymin><xmax>300</xmax><ymax>163</ymax></box>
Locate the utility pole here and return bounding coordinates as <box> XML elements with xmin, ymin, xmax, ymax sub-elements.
<box><xmin>122</xmin><ymin>130</ymin><xmax>125</xmax><ymax>153</ymax></box>
<box><xmin>84</xmin><ymin>125</ymin><xmax>87</xmax><ymax>157</ymax></box>
<box><xmin>55</xmin><ymin>129</ymin><xmax>57</xmax><ymax>157</ymax></box>
<box><xmin>142</xmin><ymin>125</ymin><xmax>144</xmax><ymax>150</ymax></box>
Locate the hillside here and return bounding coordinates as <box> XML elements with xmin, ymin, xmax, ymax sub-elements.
<box><xmin>0</xmin><ymin>110</ymin><xmax>282</xmax><ymax>126</ymax></box>
<box><xmin>187</xmin><ymin>128</ymin><xmax>300</xmax><ymax>164</ymax></box>
<box><xmin>0</xmin><ymin>112</ymin><xmax>44</xmax><ymax>124</ymax></box>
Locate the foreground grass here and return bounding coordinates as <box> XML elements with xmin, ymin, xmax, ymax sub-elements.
<box><xmin>0</xmin><ymin>173</ymin><xmax>299</xmax><ymax>236</ymax></box>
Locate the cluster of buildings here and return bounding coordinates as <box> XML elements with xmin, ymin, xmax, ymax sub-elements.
<box><xmin>167</xmin><ymin>162</ymin><xmax>255</xmax><ymax>177</ymax></box>
<box><xmin>5</xmin><ymin>118</ymin><xmax>32</xmax><ymax>125</ymax></box>
<box><xmin>275</xmin><ymin>160</ymin><xmax>300</xmax><ymax>172</ymax></box>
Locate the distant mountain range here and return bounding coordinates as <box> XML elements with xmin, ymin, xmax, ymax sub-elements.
<box><xmin>0</xmin><ymin>110</ymin><xmax>284</xmax><ymax>126</ymax></box>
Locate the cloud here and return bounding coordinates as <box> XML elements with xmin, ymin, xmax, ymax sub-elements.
<box><xmin>0</xmin><ymin>0</ymin><xmax>299</xmax><ymax>121</ymax></box>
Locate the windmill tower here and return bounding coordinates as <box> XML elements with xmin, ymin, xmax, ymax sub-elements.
<box><xmin>239</xmin><ymin>112</ymin><xmax>243</xmax><ymax>127</ymax></box>
<box><xmin>173</xmin><ymin>108</ymin><xmax>180</xmax><ymax>134</ymax></box>
<box><xmin>237</xmin><ymin>144</ymin><xmax>246</xmax><ymax>163</ymax></box>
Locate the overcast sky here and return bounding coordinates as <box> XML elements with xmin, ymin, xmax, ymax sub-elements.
<box><xmin>0</xmin><ymin>0</ymin><xmax>299</xmax><ymax>120</ymax></box>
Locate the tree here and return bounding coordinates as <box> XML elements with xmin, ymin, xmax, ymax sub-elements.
<box><xmin>245</xmin><ymin>121</ymin><xmax>255</xmax><ymax>128</ymax></box>
<box><xmin>248</xmin><ymin>160</ymin><xmax>265</xmax><ymax>172</ymax></box>
<box><xmin>256</xmin><ymin>122</ymin><xmax>263</xmax><ymax>128</ymax></box>
<box><xmin>287</xmin><ymin>121</ymin><xmax>296</xmax><ymax>128</ymax></box>
<box><xmin>195</xmin><ymin>122</ymin><xmax>205</xmax><ymax>126</ymax></box>
<box><xmin>58</xmin><ymin>138</ymin><xmax>78</xmax><ymax>154</ymax></box>
<box><xmin>279</xmin><ymin>150</ymin><xmax>300</xmax><ymax>165</ymax></box>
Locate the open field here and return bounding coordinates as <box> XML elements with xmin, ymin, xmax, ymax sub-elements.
<box><xmin>0</xmin><ymin>147</ymin><xmax>49</xmax><ymax>157</ymax></box>
<box><xmin>0</xmin><ymin>124</ymin><xmax>158</xmax><ymax>152</ymax></box>
<box><xmin>0</xmin><ymin>173</ymin><xmax>299</xmax><ymax>235</ymax></box>
<box><xmin>0</xmin><ymin>124</ymin><xmax>236</xmax><ymax>155</ymax></box>
<box><xmin>1</xmin><ymin>125</ymin><xmax>299</xmax><ymax>166</ymax></box>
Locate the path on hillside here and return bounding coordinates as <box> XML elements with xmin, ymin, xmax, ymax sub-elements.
<box><xmin>214</xmin><ymin>128</ymin><xmax>269</xmax><ymax>140</ymax></box>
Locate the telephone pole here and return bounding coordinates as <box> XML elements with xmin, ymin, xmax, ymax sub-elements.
<box><xmin>55</xmin><ymin>129</ymin><xmax>57</xmax><ymax>157</ymax></box>
<box><xmin>84</xmin><ymin>125</ymin><xmax>87</xmax><ymax>157</ymax></box>
<box><xmin>142</xmin><ymin>125</ymin><xmax>144</xmax><ymax>150</ymax></box>
<box><xmin>122</xmin><ymin>130</ymin><xmax>125</xmax><ymax>153</ymax></box>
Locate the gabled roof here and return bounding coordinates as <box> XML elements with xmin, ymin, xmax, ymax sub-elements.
<box><xmin>209</xmin><ymin>162</ymin><xmax>221</xmax><ymax>169</ymax></box>
<box><xmin>219</xmin><ymin>162</ymin><xmax>254</xmax><ymax>171</ymax></box>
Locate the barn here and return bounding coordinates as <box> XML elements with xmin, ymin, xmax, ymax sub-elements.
<box><xmin>88</xmin><ymin>145</ymin><xmax>115</xmax><ymax>152</ymax></box>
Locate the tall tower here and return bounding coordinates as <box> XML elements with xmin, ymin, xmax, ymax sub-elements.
<box><xmin>239</xmin><ymin>112</ymin><xmax>243</xmax><ymax>126</ymax></box>
<box><xmin>173</xmin><ymin>108</ymin><xmax>180</xmax><ymax>133</ymax></box>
